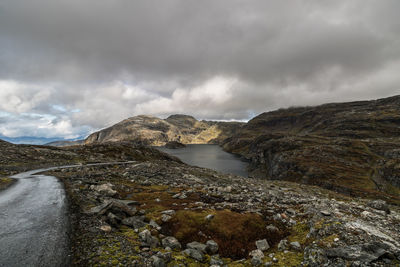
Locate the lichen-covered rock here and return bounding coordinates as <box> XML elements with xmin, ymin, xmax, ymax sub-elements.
<box><xmin>162</xmin><ymin>236</ymin><xmax>181</xmax><ymax>250</ymax></box>
<box><xmin>255</xmin><ymin>239</ymin><xmax>270</xmax><ymax>251</ymax></box>
<box><xmin>205</xmin><ymin>240</ymin><xmax>219</xmax><ymax>255</ymax></box>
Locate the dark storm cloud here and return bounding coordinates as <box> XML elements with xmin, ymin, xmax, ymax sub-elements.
<box><xmin>0</xmin><ymin>0</ymin><xmax>399</xmax><ymax>137</ymax></box>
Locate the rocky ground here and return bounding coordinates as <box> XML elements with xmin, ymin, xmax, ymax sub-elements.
<box><xmin>46</xmin><ymin>159</ymin><xmax>400</xmax><ymax>267</ymax></box>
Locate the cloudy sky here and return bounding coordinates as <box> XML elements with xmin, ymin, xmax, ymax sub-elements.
<box><xmin>0</xmin><ymin>0</ymin><xmax>399</xmax><ymax>139</ymax></box>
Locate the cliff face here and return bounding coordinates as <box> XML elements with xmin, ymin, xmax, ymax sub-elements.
<box><xmin>85</xmin><ymin>114</ymin><xmax>244</xmax><ymax>146</ymax></box>
<box><xmin>223</xmin><ymin>95</ymin><xmax>400</xmax><ymax>203</ymax></box>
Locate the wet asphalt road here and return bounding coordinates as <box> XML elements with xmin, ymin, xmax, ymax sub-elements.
<box><xmin>0</xmin><ymin>162</ymin><xmax>135</xmax><ymax>267</ymax></box>
<box><xmin>0</xmin><ymin>168</ymin><xmax>70</xmax><ymax>267</ymax></box>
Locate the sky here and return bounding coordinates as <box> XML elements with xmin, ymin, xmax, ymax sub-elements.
<box><xmin>0</xmin><ymin>0</ymin><xmax>400</xmax><ymax>139</ymax></box>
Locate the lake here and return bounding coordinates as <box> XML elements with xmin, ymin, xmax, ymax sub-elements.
<box><xmin>157</xmin><ymin>144</ymin><xmax>248</xmax><ymax>177</ymax></box>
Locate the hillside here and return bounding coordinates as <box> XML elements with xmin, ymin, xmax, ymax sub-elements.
<box><xmin>222</xmin><ymin>95</ymin><xmax>400</xmax><ymax>203</ymax></box>
<box><xmin>84</xmin><ymin>114</ymin><xmax>245</xmax><ymax>146</ymax></box>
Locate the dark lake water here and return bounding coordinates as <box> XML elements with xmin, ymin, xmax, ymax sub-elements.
<box><xmin>157</xmin><ymin>144</ymin><xmax>248</xmax><ymax>177</ymax></box>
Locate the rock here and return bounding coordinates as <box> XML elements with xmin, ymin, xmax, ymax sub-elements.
<box><xmin>183</xmin><ymin>248</ymin><xmax>205</xmax><ymax>262</ymax></box>
<box><xmin>210</xmin><ymin>255</ymin><xmax>224</xmax><ymax>265</ymax></box>
<box><xmin>161</xmin><ymin>210</ymin><xmax>176</xmax><ymax>216</ymax></box>
<box><xmin>151</xmin><ymin>256</ymin><xmax>166</xmax><ymax>267</ymax></box>
<box><xmin>266</xmin><ymin>224</ymin><xmax>279</xmax><ymax>233</ymax></box>
<box><xmin>149</xmin><ymin>220</ymin><xmax>161</xmax><ymax>231</ymax></box>
<box><xmin>249</xmin><ymin>249</ymin><xmax>264</xmax><ymax>258</ymax></box>
<box><xmin>187</xmin><ymin>241</ymin><xmax>206</xmax><ymax>253</ymax></box>
<box><xmin>326</xmin><ymin>241</ymin><xmax>392</xmax><ymax>263</ymax></box>
<box><xmin>162</xmin><ymin>236</ymin><xmax>181</xmax><ymax>250</ymax></box>
<box><xmin>165</xmin><ymin>141</ymin><xmax>186</xmax><ymax>149</ymax></box>
<box><xmin>205</xmin><ymin>214</ymin><xmax>215</xmax><ymax>221</ymax></box>
<box><xmin>251</xmin><ymin>256</ymin><xmax>263</xmax><ymax>266</ymax></box>
<box><xmin>264</xmin><ymin>262</ymin><xmax>272</xmax><ymax>267</ymax></box>
<box><xmin>290</xmin><ymin>241</ymin><xmax>301</xmax><ymax>251</ymax></box>
<box><xmin>256</xmin><ymin>239</ymin><xmax>270</xmax><ymax>251</ymax></box>
<box><xmin>90</xmin><ymin>183</ymin><xmax>117</xmax><ymax>196</ymax></box>
<box><xmin>320</xmin><ymin>210</ymin><xmax>331</xmax><ymax>216</ymax></box>
<box><xmin>139</xmin><ymin>229</ymin><xmax>151</xmax><ymax>242</ymax></box>
<box><xmin>121</xmin><ymin>216</ymin><xmax>147</xmax><ymax>229</ymax></box>
<box><xmin>99</xmin><ymin>224</ymin><xmax>112</xmax><ymax>232</ymax></box>
<box><xmin>106</xmin><ymin>212</ymin><xmax>121</xmax><ymax>226</ymax></box>
<box><xmin>278</xmin><ymin>239</ymin><xmax>288</xmax><ymax>251</ymax></box>
<box><xmin>367</xmin><ymin>200</ymin><xmax>390</xmax><ymax>214</ymax></box>
<box><xmin>206</xmin><ymin>240</ymin><xmax>219</xmax><ymax>254</ymax></box>
<box><xmin>161</xmin><ymin>214</ymin><xmax>172</xmax><ymax>222</ymax></box>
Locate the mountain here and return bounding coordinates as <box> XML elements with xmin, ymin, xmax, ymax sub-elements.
<box><xmin>85</xmin><ymin>114</ymin><xmax>245</xmax><ymax>146</ymax></box>
<box><xmin>222</xmin><ymin>95</ymin><xmax>400</xmax><ymax>203</ymax></box>
<box><xmin>45</xmin><ymin>140</ymin><xmax>84</xmax><ymax>147</ymax></box>
<box><xmin>0</xmin><ymin>135</ymin><xmax>84</xmax><ymax>145</ymax></box>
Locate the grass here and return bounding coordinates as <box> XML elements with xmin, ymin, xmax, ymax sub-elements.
<box><xmin>162</xmin><ymin>209</ymin><xmax>287</xmax><ymax>259</ymax></box>
<box><xmin>0</xmin><ymin>177</ymin><xmax>15</xmax><ymax>190</ymax></box>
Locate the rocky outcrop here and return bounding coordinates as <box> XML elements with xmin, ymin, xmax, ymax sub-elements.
<box><xmin>85</xmin><ymin>114</ymin><xmax>244</xmax><ymax>146</ymax></box>
<box><xmin>223</xmin><ymin>95</ymin><xmax>400</xmax><ymax>204</ymax></box>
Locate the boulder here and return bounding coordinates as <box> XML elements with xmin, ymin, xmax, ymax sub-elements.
<box><xmin>256</xmin><ymin>239</ymin><xmax>270</xmax><ymax>251</ymax></box>
<box><xmin>187</xmin><ymin>241</ymin><xmax>206</xmax><ymax>253</ymax></box>
<box><xmin>183</xmin><ymin>248</ymin><xmax>205</xmax><ymax>262</ymax></box>
<box><xmin>206</xmin><ymin>240</ymin><xmax>219</xmax><ymax>255</ymax></box>
<box><xmin>162</xmin><ymin>236</ymin><xmax>181</xmax><ymax>250</ymax></box>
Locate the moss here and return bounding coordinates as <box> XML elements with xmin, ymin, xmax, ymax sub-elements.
<box><xmin>287</xmin><ymin>222</ymin><xmax>310</xmax><ymax>245</ymax></box>
<box><xmin>0</xmin><ymin>177</ymin><xmax>15</xmax><ymax>190</ymax></box>
<box><xmin>267</xmin><ymin>251</ymin><xmax>303</xmax><ymax>267</ymax></box>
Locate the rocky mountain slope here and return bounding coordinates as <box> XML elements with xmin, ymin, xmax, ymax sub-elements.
<box><xmin>222</xmin><ymin>95</ymin><xmax>400</xmax><ymax>204</ymax></box>
<box><xmin>47</xmin><ymin>159</ymin><xmax>400</xmax><ymax>266</ymax></box>
<box><xmin>85</xmin><ymin>114</ymin><xmax>245</xmax><ymax>146</ymax></box>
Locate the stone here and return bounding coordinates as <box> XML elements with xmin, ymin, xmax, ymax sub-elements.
<box><xmin>139</xmin><ymin>229</ymin><xmax>152</xmax><ymax>242</ymax></box>
<box><xmin>187</xmin><ymin>241</ymin><xmax>206</xmax><ymax>253</ymax></box>
<box><xmin>264</xmin><ymin>262</ymin><xmax>272</xmax><ymax>267</ymax></box>
<box><xmin>278</xmin><ymin>239</ymin><xmax>288</xmax><ymax>251</ymax></box>
<box><xmin>99</xmin><ymin>224</ymin><xmax>112</xmax><ymax>232</ymax></box>
<box><xmin>290</xmin><ymin>241</ymin><xmax>301</xmax><ymax>251</ymax></box>
<box><xmin>205</xmin><ymin>214</ymin><xmax>215</xmax><ymax>221</ymax></box>
<box><xmin>368</xmin><ymin>200</ymin><xmax>390</xmax><ymax>214</ymax></box>
<box><xmin>90</xmin><ymin>183</ymin><xmax>117</xmax><ymax>196</ymax></box>
<box><xmin>161</xmin><ymin>214</ymin><xmax>172</xmax><ymax>222</ymax></box>
<box><xmin>210</xmin><ymin>255</ymin><xmax>224</xmax><ymax>265</ymax></box>
<box><xmin>320</xmin><ymin>210</ymin><xmax>331</xmax><ymax>216</ymax></box>
<box><xmin>122</xmin><ymin>216</ymin><xmax>147</xmax><ymax>229</ymax></box>
<box><xmin>183</xmin><ymin>248</ymin><xmax>205</xmax><ymax>262</ymax></box>
<box><xmin>256</xmin><ymin>239</ymin><xmax>270</xmax><ymax>251</ymax></box>
<box><xmin>251</xmin><ymin>256</ymin><xmax>263</xmax><ymax>266</ymax></box>
<box><xmin>161</xmin><ymin>210</ymin><xmax>176</xmax><ymax>216</ymax></box>
<box><xmin>266</xmin><ymin>224</ymin><xmax>279</xmax><ymax>233</ymax></box>
<box><xmin>107</xmin><ymin>212</ymin><xmax>121</xmax><ymax>226</ymax></box>
<box><xmin>206</xmin><ymin>240</ymin><xmax>219</xmax><ymax>254</ymax></box>
<box><xmin>151</xmin><ymin>256</ymin><xmax>166</xmax><ymax>267</ymax></box>
<box><xmin>149</xmin><ymin>220</ymin><xmax>161</xmax><ymax>230</ymax></box>
<box><xmin>249</xmin><ymin>249</ymin><xmax>264</xmax><ymax>258</ymax></box>
<box><xmin>162</xmin><ymin>236</ymin><xmax>181</xmax><ymax>250</ymax></box>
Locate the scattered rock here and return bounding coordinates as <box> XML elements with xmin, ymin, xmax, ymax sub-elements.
<box><xmin>278</xmin><ymin>239</ymin><xmax>288</xmax><ymax>251</ymax></box>
<box><xmin>290</xmin><ymin>241</ymin><xmax>301</xmax><ymax>251</ymax></box>
<box><xmin>182</xmin><ymin>248</ymin><xmax>205</xmax><ymax>262</ymax></box>
<box><xmin>256</xmin><ymin>239</ymin><xmax>270</xmax><ymax>251</ymax></box>
<box><xmin>368</xmin><ymin>200</ymin><xmax>390</xmax><ymax>214</ymax></box>
<box><xmin>186</xmin><ymin>241</ymin><xmax>206</xmax><ymax>253</ymax></box>
<box><xmin>249</xmin><ymin>249</ymin><xmax>264</xmax><ymax>258</ymax></box>
<box><xmin>206</xmin><ymin>240</ymin><xmax>219</xmax><ymax>255</ymax></box>
<box><xmin>162</xmin><ymin>236</ymin><xmax>181</xmax><ymax>250</ymax></box>
<box><xmin>90</xmin><ymin>183</ymin><xmax>117</xmax><ymax>196</ymax></box>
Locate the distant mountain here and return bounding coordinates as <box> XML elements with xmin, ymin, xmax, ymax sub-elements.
<box><xmin>0</xmin><ymin>135</ymin><xmax>84</xmax><ymax>145</ymax></box>
<box><xmin>45</xmin><ymin>140</ymin><xmax>84</xmax><ymax>147</ymax></box>
<box><xmin>85</xmin><ymin>114</ymin><xmax>245</xmax><ymax>146</ymax></box>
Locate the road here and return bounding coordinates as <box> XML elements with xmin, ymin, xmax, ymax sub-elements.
<box><xmin>0</xmin><ymin>162</ymin><xmax>135</xmax><ymax>267</ymax></box>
